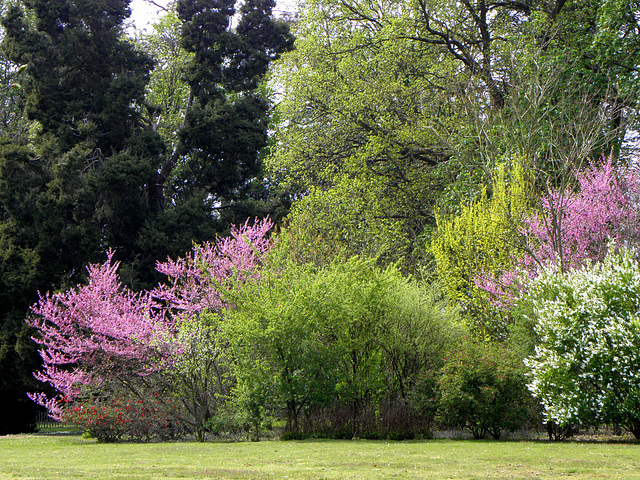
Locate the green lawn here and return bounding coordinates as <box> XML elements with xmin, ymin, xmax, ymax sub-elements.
<box><xmin>1</xmin><ymin>434</ymin><xmax>639</xmax><ymax>479</ymax></box>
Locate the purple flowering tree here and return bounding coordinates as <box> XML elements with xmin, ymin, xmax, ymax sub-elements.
<box><xmin>154</xmin><ymin>218</ymin><xmax>274</xmax><ymax>319</ymax></box>
<box><xmin>476</xmin><ymin>157</ymin><xmax>640</xmax><ymax>306</ymax></box>
<box><xmin>27</xmin><ymin>252</ymin><xmax>175</xmax><ymax>419</ymax></box>
<box><xmin>27</xmin><ymin>218</ymin><xmax>274</xmax><ymax>440</ymax></box>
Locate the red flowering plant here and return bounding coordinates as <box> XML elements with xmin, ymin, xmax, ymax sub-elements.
<box><xmin>62</xmin><ymin>395</ymin><xmax>128</xmax><ymax>443</ymax></box>
<box><xmin>121</xmin><ymin>391</ymin><xmax>184</xmax><ymax>441</ymax></box>
<box><xmin>62</xmin><ymin>390</ymin><xmax>184</xmax><ymax>442</ymax></box>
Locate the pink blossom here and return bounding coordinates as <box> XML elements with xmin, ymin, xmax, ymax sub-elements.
<box><xmin>153</xmin><ymin>218</ymin><xmax>273</xmax><ymax>320</ymax></box>
<box><xmin>28</xmin><ymin>219</ymin><xmax>274</xmax><ymax>418</ymax></box>
<box><xmin>476</xmin><ymin>157</ymin><xmax>640</xmax><ymax>306</ymax></box>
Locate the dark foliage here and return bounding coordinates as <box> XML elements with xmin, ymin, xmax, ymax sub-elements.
<box><xmin>0</xmin><ymin>0</ymin><xmax>293</xmax><ymax>432</ymax></box>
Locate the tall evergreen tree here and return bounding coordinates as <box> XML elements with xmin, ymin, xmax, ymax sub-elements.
<box><xmin>149</xmin><ymin>0</ymin><xmax>294</xmax><ymax>217</ymax></box>
<box><xmin>0</xmin><ymin>0</ymin><xmax>293</xmax><ymax>432</ymax></box>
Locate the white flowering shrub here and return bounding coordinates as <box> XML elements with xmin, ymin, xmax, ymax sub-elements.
<box><xmin>525</xmin><ymin>247</ymin><xmax>640</xmax><ymax>438</ymax></box>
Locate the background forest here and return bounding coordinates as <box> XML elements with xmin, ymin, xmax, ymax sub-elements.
<box><xmin>1</xmin><ymin>0</ymin><xmax>640</xmax><ymax>441</ymax></box>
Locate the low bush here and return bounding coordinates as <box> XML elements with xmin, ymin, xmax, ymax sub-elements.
<box><xmin>62</xmin><ymin>393</ymin><xmax>184</xmax><ymax>442</ymax></box>
<box><xmin>437</xmin><ymin>340</ymin><xmax>534</xmax><ymax>439</ymax></box>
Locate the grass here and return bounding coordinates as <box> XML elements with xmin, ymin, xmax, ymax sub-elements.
<box><xmin>1</xmin><ymin>434</ymin><xmax>640</xmax><ymax>479</ymax></box>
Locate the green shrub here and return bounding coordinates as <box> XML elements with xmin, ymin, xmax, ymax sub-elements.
<box><xmin>437</xmin><ymin>340</ymin><xmax>533</xmax><ymax>439</ymax></box>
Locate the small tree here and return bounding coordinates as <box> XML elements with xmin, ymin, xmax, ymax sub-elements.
<box><xmin>27</xmin><ymin>252</ymin><xmax>176</xmax><ymax>420</ymax></box>
<box><xmin>437</xmin><ymin>340</ymin><xmax>533</xmax><ymax>439</ymax></box>
<box><xmin>27</xmin><ymin>219</ymin><xmax>274</xmax><ymax>441</ymax></box>
<box><xmin>476</xmin><ymin>157</ymin><xmax>640</xmax><ymax>306</ymax></box>
<box><xmin>153</xmin><ymin>218</ymin><xmax>274</xmax><ymax>441</ymax></box>
<box><xmin>525</xmin><ymin>247</ymin><xmax>640</xmax><ymax>438</ymax></box>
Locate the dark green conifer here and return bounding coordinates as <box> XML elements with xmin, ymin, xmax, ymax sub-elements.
<box><xmin>0</xmin><ymin>0</ymin><xmax>294</xmax><ymax>432</ymax></box>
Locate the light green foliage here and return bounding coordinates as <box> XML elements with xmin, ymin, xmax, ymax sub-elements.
<box><xmin>164</xmin><ymin>315</ymin><xmax>232</xmax><ymax>442</ymax></box>
<box><xmin>378</xmin><ymin>274</ymin><xmax>461</xmax><ymax>405</ymax></box>
<box><xmin>137</xmin><ymin>12</ymin><xmax>192</xmax><ymax>152</ymax></box>
<box><xmin>525</xmin><ymin>247</ymin><xmax>640</xmax><ymax>437</ymax></box>
<box><xmin>437</xmin><ymin>340</ymin><xmax>535</xmax><ymax>439</ymax></box>
<box><xmin>282</xmin><ymin>175</ymin><xmax>411</xmax><ymax>267</ymax></box>
<box><xmin>224</xmin><ymin>252</ymin><xmax>461</xmax><ymax>436</ymax></box>
<box><xmin>267</xmin><ymin>0</ymin><xmax>461</xmax><ymax>260</ymax></box>
<box><xmin>224</xmin><ymin>258</ymin><xmax>338</xmax><ymax>434</ymax></box>
<box><xmin>430</xmin><ymin>162</ymin><xmax>530</xmax><ymax>326</ymax></box>
<box><xmin>270</xmin><ymin>0</ymin><xmax>449</xmax><ymax>174</ymax></box>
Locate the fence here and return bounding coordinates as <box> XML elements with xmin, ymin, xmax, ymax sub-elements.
<box><xmin>35</xmin><ymin>410</ymin><xmax>74</xmax><ymax>429</ymax></box>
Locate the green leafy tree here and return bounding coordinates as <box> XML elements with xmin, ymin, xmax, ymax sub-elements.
<box><xmin>2</xmin><ymin>0</ymin><xmax>153</xmax><ymax>153</ymax></box>
<box><xmin>267</xmin><ymin>0</ymin><xmax>463</xmax><ymax>264</ymax></box>
<box><xmin>137</xmin><ymin>11</ymin><xmax>193</xmax><ymax>154</ymax></box>
<box><xmin>1</xmin><ymin>0</ymin><xmax>160</xmax><ymax>290</ymax></box>
<box><xmin>155</xmin><ymin>0</ymin><xmax>294</xmax><ymax>214</ymax></box>
<box><xmin>135</xmin><ymin>0</ymin><xmax>295</xmax><ymax>280</ymax></box>
<box><xmin>224</xmin><ymin>248</ymin><xmax>461</xmax><ymax>437</ymax></box>
<box><xmin>283</xmin><ymin>175</ymin><xmax>413</xmax><ymax>267</ymax></box>
<box><xmin>269</xmin><ymin>0</ymin><xmax>640</xmax><ymax>264</ymax></box>
<box><xmin>163</xmin><ymin>316</ymin><xmax>233</xmax><ymax>442</ymax></box>
<box><xmin>525</xmin><ymin>247</ymin><xmax>640</xmax><ymax>438</ymax></box>
<box><xmin>0</xmin><ymin>56</ymin><xmax>29</xmax><ymax>140</ymax></box>
<box><xmin>224</xmin><ymin>259</ymin><xmax>338</xmax><ymax>434</ymax></box>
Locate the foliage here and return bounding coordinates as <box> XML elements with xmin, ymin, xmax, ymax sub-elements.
<box><xmin>224</xmin><ymin>251</ymin><xmax>461</xmax><ymax>437</ymax></box>
<box><xmin>0</xmin><ymin>308</ymin><xmax>40</xmax><ymax>435</ymax></box>
<box><xmin>524</xmin><ymin>247</ymin><xmax>640</xmax><ymax>438</ymax></box>
<box><xmin>152</xmin><ymin>218</ymin><xmax>274</xmax><ymax>441</ymax></box>
<box><xmin>281</xmin><ymin>176</ymin><xmax>413</xmax><ymax>267</ymax></box>
<box><xmin>136</xmin><ymin>12</ymin><xmax>192</xmax><ymax>152</ymax></box>
<box><xmin>430</xmin><ymin>161</ymin><xmax>530</xmax><ymax>335</ymax></box>
<box><xmin>5</xmin><ymin>0</ymin><xmax>640</xmax><ymax>440</ymax></box>
<box><xmin>437</xmin><ymin>340</ymin><xmax>534</xmax><ymax>439</ymax></box>
<box><xmin>0</xmin><ymin>53</ymin><xmax>29</xmax><ymax>140</ymax></box>
<box><xmin>1</xmin><ymin>0</ymin><xmax>153</xmax><ymax>153</ymax></box>
<box><xmin>0</xmin><ymin>140</ymin><xmax>42</xmax><ymax>434</ymax></box>
<box><xmin>0</xmin><ymin>0</ymin><xmax>164</xmax><ymax>431</ymax></box>
<box><xmin>267</xmin><ymin>0</ymin><xmax>462</xmax><ymax>265</ymax></box>
<box><xmin>171</xmin><ymin>0</ymin><xmax>294</xmax><ymax>214</ymax></box>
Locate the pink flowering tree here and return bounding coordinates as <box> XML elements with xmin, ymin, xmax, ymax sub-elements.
<box><xmin>525</xmin><ymin>157</ymin><xmax>639</xmax><ymax>271</ymax></box>
<box><xmin>153</xmin><ymin>218</ymin><xmax>274</xmax><ymax>320</ymax></box>
<box><xmin>476</xmin><ymin>157</ymin><xmax>640</xmax><ymax>306</ymax></box>
<box><xmin>27</xmin><ymin>251</ymin><xmax>175</xmax><ymax>417</ymax></box>
<box><xmin>27</xmin><ymin>218</ymin><xmax>274</xmax><ymax>441</ymax></box>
